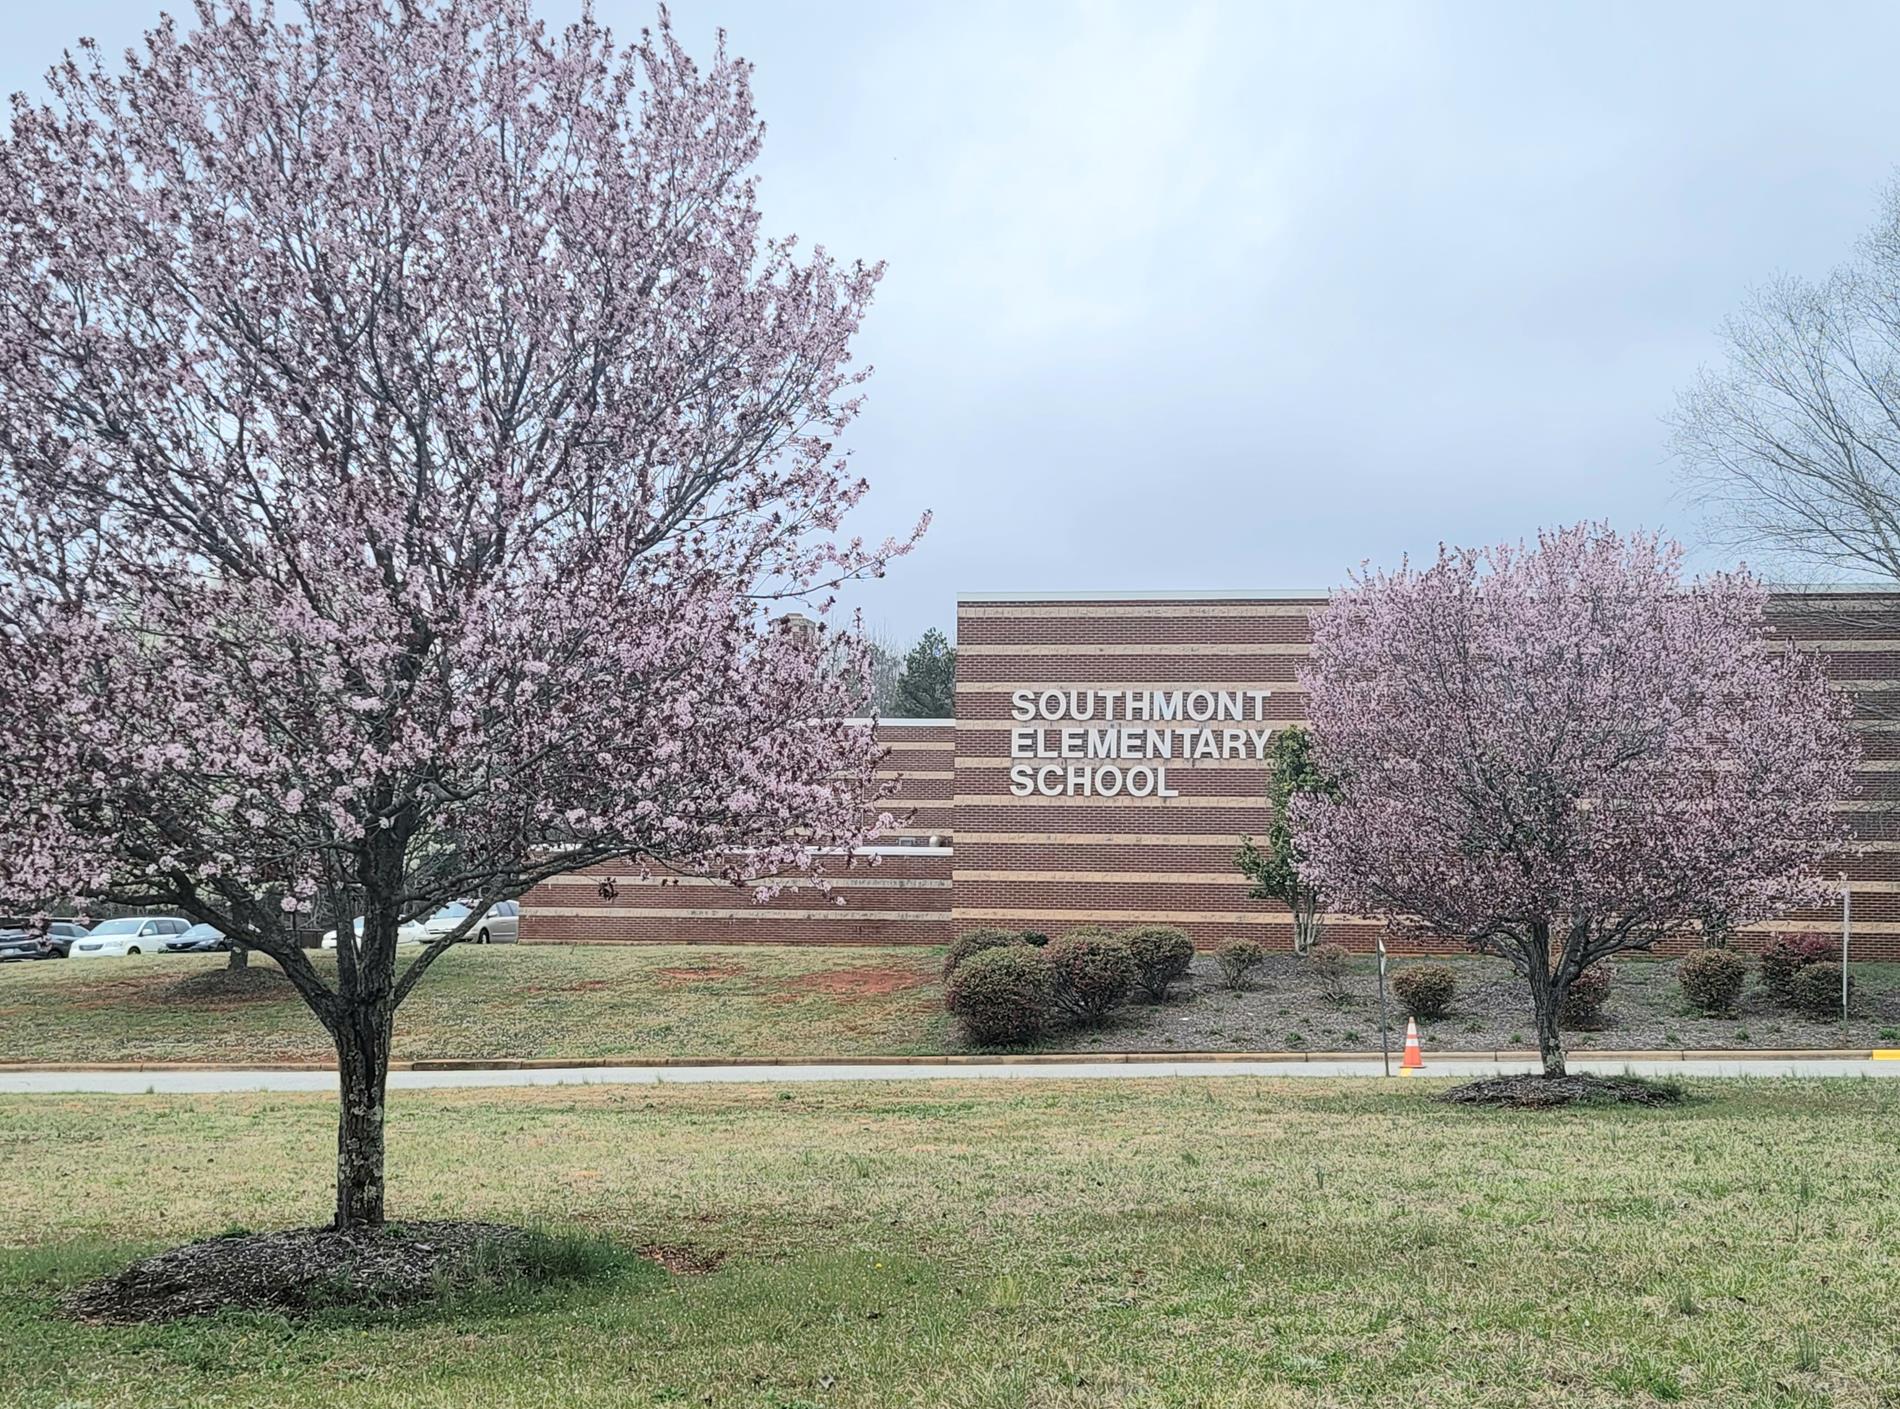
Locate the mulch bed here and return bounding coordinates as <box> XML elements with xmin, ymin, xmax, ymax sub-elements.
<box><xmin>62</xmin><ymin>1220</ymin><xmax>529</xmax><ymax>1323</ymax></box>
<box><xmin>1436</xmin><ymin>1074</ymin><xmax>1686</xmax><ymax>1109</ymax></box>
<box><xmin>1018</xmin><ymin>952</ymin><xmax>1900</xmax><ymax>1056</ymax></box>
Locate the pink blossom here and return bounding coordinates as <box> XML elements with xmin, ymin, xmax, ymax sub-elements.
<box><xmin>1294</xmin><ymin>525</ymin><xmax>1857</xmax><ymax>1075</ymax></box>
<box><xmin>0</xmin><ymin>0</ymin><xmax>918</xmax><ymax>1227</ymax></box>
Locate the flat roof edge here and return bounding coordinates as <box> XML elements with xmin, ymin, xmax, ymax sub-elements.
<box><xmin>958</xmin><ymin>589</ymin><xmax>1329</xmax><ymax>603</ymax></box>
<box><xmin>1767</xmin><ymin>582</ymin><xmax>1900</xmax><ymax>594</ymax></box>
<box><xmin>956</xmin><ymin>583</ymin><xmax>1900</xmax><ymax>604</ymax></box>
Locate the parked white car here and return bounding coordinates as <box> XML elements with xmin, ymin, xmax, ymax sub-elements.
<box><xmin>317</xmin><ymin>901</ymin><xmax>520</xmax><ymax>948</ymax></box>
<box><xmin>70</xmin><ymin>916</ymin><xmax>190</xmax><ymax>957</ymax></box>
<box><xmin>318</xmin><ymin>916</ymin><xmax>428</xmax><ymax>949</ymax></box>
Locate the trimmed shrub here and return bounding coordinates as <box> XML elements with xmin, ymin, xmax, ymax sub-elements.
<box><xmin>1216</xmin><ymin>939</ymin><xmax>1265</xmax><ymax>991</ymax></box>
<box><xmin>1787</xmin><ymin>963</ymin><xmax>1849</xmax><ymax>1021</ymax></box>
<box><xmin>1392</xmin><ymin>963</ymin><xmax>1457</xmax><ymax>1020</ymax></box>
<box><xmin>1677</xmin><ymin>947</ymin><xmax>1747</xmax><ymax>1014</ymax></box>
<box><xmin>1558</xmin><ymin>964</ymin><xmax>1612</xmax><ymax>1030</ymax></box>
<box><xmin>942</xmin><ymin>928</ymin><xmax>1023</xmax><ymax>979</ymax></box>
<box><xmin>1123</xmin><ymin>925</ymin><xmax>1195</xmax><ymax>1001</ymax></box>
<box><xmin>1018</xmin><ymin>931</ymin><xmax>1052</xmax><ymax>948</ymax></box>
<box><xmin>1308</xmin><ymin>942</ymin><xmax>1352</xmax><ymax>1004</ymax></box>
<box><xmin>1759</xmin><ymin>933</ymin><xmax>1834</xmax><ymax>997</ymax></box>
<box><xmin>1044</xmin><ymin>928</ymin><xmax>1135</xmax><ymax>1023</ymax></box>
<box><xmin>944</xmin><ymin>946</ymin><xmax>1050</xmax><ymax>1045</ymax></box>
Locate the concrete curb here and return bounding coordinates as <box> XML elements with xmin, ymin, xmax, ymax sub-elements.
<box><xmin>0</xmin><ymin>1048</ymin><xmax>1883</xmax><ymax>1074</ymax></box>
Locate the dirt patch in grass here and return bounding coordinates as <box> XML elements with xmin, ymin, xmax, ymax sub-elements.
<box><xmin>162</xmin><ymin>965</ymin><xmax>292</xmax><ymax>1004</ymax></box>
<box><xmin>62</xmin><ymin>1220</ymin><xmax>532</xmax><ymax>1322</ymax></box>
<box><xmin>1438</xmin><ymin>1073</ymin><xmax>1686</xmax><ymax>1108</ymax></box>
<box><xmin>638</xmin><ymin>1243</ymin><xmax>726</xmax><ymax>1275</ymax></box>
<box><xmin>770</xmin><ymin>965</ymin><xmax>930</xmax><ymax>1003</ymax></box>
<box><xmin>61</xmin><ymin>979</ymin><xmax>162</xmax><ymax>1013</ymax></box>
<box><xmin>653</xmin><ymin>964</ymin><xmax>747</xmax><ymax>986</ymax></box>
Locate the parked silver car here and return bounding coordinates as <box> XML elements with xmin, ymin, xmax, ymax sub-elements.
<box><xmin>422</xmin><ymin>900</ymin><xmax>519</xmax><ymax>944</ymax></box>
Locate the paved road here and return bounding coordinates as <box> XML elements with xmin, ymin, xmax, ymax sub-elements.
<box><xmin>1</xmin><ymin>1056</ymin><xmax>1893</xmax><ymax>1094</ymax></box>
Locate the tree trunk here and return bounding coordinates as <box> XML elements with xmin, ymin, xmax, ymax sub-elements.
<box><xmin>1525</xmin><ymin>947</ymin><xmax>1567</xmax><ymax>1078</ymax></box>
<box><xmin>226</xmin><ymin>943</ymin><xmax>248</xmax><ymax>971</ymax></box>
<box><xmin>334</xmin><ymin>1004</ymin><xmax>392</xmax><ymax>1229</ymax></box>
<box><xmin>1292</xmin><ymin>894</ymin><xmax>1323</xmax><ymax>957</ymax></box>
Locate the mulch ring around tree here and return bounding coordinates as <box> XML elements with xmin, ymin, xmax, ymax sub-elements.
<box><xmin>1437</xmin><ymin>1073</ymin><xmax>1687</xmax><ymax>1109</ymax></box>
<box><xmin>64</xmin><ymin>1221</ymin><xmax>546</xmax><ymax>1323</ymax></box>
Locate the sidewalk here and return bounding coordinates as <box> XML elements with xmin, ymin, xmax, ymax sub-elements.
<box><xmin>1</xmin><ymin>1052</ymin><xmax>1894</xmax><ymax>1093</ymax></box>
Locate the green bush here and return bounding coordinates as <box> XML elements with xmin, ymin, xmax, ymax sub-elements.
<box><xmin>1787</xmin><ymin>963</ymin><xmax>1849</xmax><ymax>1021</ymax></box>
<box><xmin>1392</xmin><ymin>963</ymin><xmax>1456</xmax><ymax>1020</ymax></box>
<box><xmin>1018</xmin><ymin>930</ymin><xmax>1052</xmax><ymax>948</ymax></box>
<box><xmin>1308</xmin><ymin>942</ymin><xmax>1352</xmax><ymax>1003</ymax></box>
<box><xmin>944</xmin><ymin>946</ymin><xmax>1051</xmax><ymax>1045</ymax></box>
<box><xmin>1216</xmin><ymin>939</ymin><xmax>1265</xmax><ymax>991</ymax></box>
<box><xmin>1044</xmin><ymin>928</ymin><xmax>1135</xmax><ymax>1023</ymax></box>
<box><xmin>1122</xmin><ymin>925</ymin><xmax>1195</xmax><ymax>1000</ymax></box>
<box><xmin>1759</xmin><ymin>934</ymin><xmax>1834</xmax><ymax>997</ymax></box>
<box><xmin>1677</xmin><ymin>947</ymin><xmax>1747</xmax><ymax>1014</ymax></box>
<box><xmin>942</xmin><ymin>928</ymin><xmax>1023</xmax><ymax>979</ymax></box>
<box><xmin>1558</xmin><ymin>965</ymin><xmax>1612</xmax><ymax>1030</ymax></box>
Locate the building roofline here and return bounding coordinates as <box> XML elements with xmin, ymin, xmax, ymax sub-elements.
<box><xmin>1767</xmin><ymin>582</ymin><xmax>1900</xmax><ymax>594</ymax></box>
<box><xmin>843</xmin><ymin>717</ymin><xmax>955</xmax><ymax>727</ymax></box>
<box><xmin>956</xmin><ymin>582</ymin><xmax>1900</xmax><ymax>604</ymax></box>
<box><xmin>957</xmin><ymin>589</ymin><xmax>1329</xmax><ymax>603</ymax></box>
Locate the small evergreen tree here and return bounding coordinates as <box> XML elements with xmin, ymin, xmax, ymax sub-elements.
<box><xmin>894</xmin><ymin>628</ymin><xmax>957</xmax><ymax>717</ymax></box>
<box><xmin>1236</xmin><ymin>726</ymin><xmax>1334</xmax><ymax>955</ymax></box>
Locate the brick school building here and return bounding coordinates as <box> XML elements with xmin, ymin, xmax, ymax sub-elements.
<box><xmin>520</xmin><ymin>588</ymin><xmax>1900</xmax><ymax>957</ymax></box>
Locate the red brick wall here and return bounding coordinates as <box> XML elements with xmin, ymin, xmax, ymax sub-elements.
<box><xmin>519</xmin><ymin>719</ymin><xmax>954</xmax><ymax>946</ymax></box>
<box><xmin>523</xmin><ymin>591</ymin><xmax>1900</xmax><ymax>958</ymax></box>
<box><xmin>955</xmin><ymin>590</ymin><xmax>1900</xmax><ymax>960</ymax></box>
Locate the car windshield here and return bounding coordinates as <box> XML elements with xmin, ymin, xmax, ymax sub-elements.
<box><xmin>89</xmin><ymin>919</ymin><xmax>143</xmax><ymax>936</ymax></box>
<box><xmin>179</xmin><ymin>924</ymin><xmax>222</xmax><ymax>941</ymax></box>
<box><xmin>433</xmin><ymin>903</ymin><xmax>471</xmax><ymax>920</ymax></box>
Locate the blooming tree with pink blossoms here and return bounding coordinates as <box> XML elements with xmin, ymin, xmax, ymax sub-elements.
<box><xmin>0</xmin><ymin>0</ymin><xmax>919</xmax><ymax>1226</ymax></box>
<box><xmin>1293</xmin><ymin>525</ymin><xmax>1857</xmax><ymax>1078</ymax></box>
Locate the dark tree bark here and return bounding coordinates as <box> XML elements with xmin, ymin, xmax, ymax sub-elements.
<box><xmin>333</xmin><ymin>998</ymin><xmax>393</xmax><ymax>1229</ymax></box>
<box><xmin>226</xmin><ymin>943</ymin><xmax>249</xmax><ymax>971</ymax></box>
<box><xmin>1527</xmin><ymin>963</ymin><xmax>1568</xmax><ymax>1078</ymax></box>
<box><xmin>1497</xmin><ymin>920</ymin><xmax>1571</xmax><ymax>1078</ymax></box>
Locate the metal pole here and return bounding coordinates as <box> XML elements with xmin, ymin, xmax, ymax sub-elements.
<box><xmin>1376</xmin><ymin>933</ymin><xmax>1392</xmax><ymax>1078</ymax></box>
<box><xmin>1842</xmin><ymin>875</ymin><xmax>1851</xmax><ymax>1021</ymax></box>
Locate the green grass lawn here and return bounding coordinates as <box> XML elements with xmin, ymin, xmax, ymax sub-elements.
<box><xmin>2</xmin><ymin>1078</ymin><xmax>1896</xmax><ymax>1406</ymax></box>
<box><xmin>0</xmin><ymin>944</ymin><xmax>950</xmax><ymax>1064</ymax></box>
<box><xmin>3</xmin><ymin>946</ymin><xmax>1895</xmax><ymax>1067</ymax></box>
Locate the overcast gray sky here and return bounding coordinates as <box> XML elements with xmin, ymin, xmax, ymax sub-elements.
<box><xmin>8</xmin><ymin>1</ymin><xmax>1900</xmax><ymax>639</ymax></box>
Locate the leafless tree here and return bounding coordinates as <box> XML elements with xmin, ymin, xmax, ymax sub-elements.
<box><xmin>1674</xmin><ymin>181</ymin><xmax>1900</xmax><ymax>585</ymax></box>
<box><xmin>1674</xmin><ymin>180</ymin><xmax>1900</xmax><ymax>843</ymax></box>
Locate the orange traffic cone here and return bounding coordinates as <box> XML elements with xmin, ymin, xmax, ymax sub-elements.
<box><xmin>1400</xmin><ymin>1017</ymin><xmax>1424</xmax><ymax>1073</ymax></box>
